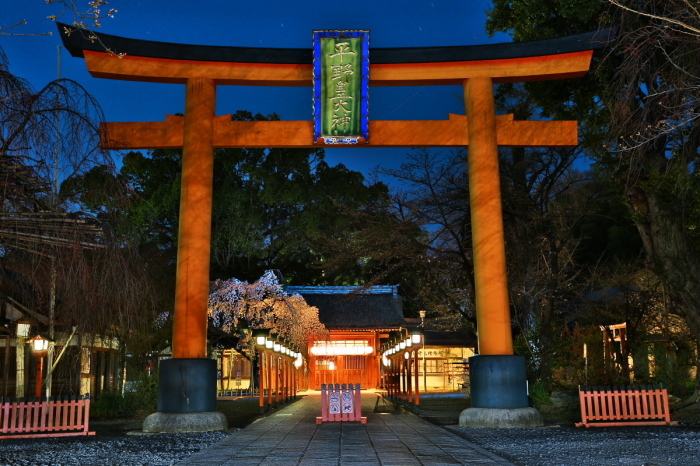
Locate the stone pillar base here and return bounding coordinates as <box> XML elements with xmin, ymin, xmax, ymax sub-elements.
<box><xmin>142</xmin><ymin>411</ymin><xmax>228</xmax><ymax>433</ymax></box>
<box><xmin>159</xmin><ymin>358</ymin><xmax>217</xmax><ymax>413</ymax></box>
<box><xmin>459</xmin><ymin>407</ymin><xmax>543</xmax><ymax>428</ymax></box>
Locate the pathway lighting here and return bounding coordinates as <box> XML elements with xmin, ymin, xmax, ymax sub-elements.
<box><xmin>399</xmin><ymin>341</ymin><xmax>406</xmax><ymax>350</ymax></box>
<box><xmin>410</xmin><ymin>328</ymin><xmax>424</xmax><ymax>344</ymax></box>
<box><xmin>16</xmin><ymin>317</ymin><xmax>31</xmax><ymax>338</ymax></box>
<box><xmin>253</xmin><ymin>329</ymin><xmax>270</xmax><ymax>346</ymax></box>
<box><xmin>27</xmin><ymin>334</ymin><xmax>51</xmax><ymax>398</ymax></box>
<box><xmin>265</xmin><ymin>335</ymin><xmax>274</xmax><ymax>350</ymax></box>
<box><xmin>405</xmin><ymin>337</ymin><xmax>412</xmax><ymax>348</ymax></box>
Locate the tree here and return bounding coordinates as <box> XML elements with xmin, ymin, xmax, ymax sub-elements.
<box><xmin>0</xmin><ymin>41</ymin><xmax>159</xmax><ymax>395</ymax></box>
<box><xmin>3</xmin><ymin>1</ymin><xmax>118</xmax><ymax>36</ymax></box>
<box><xmin>486</xmin><ymin>0</ymin><xmax>700</xmax><ymax>391</ymax></box>
<box><xmin>120</xmin><ymin>110</ymin><xmax>392</xmax><ymax>285</ymax></box>
<box><xmin>208</xmin><ymin>270</ymin><xmax>328</xmax><ymax>360</ymax></box>
<box><xmin>0</xmin><ymin>48</ymin><xmax>110</xmax><ymax>209</ymax></box>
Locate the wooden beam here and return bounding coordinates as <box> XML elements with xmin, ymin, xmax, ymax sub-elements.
<box><xmin>84</xmin><ymin>50</ymin><xmax>593</xmax><ymax>86</ymax></box>
<box><xmin>102</xmin><ymin>114</ymin><xmax>578</xmax><ymax>150</ymax></box>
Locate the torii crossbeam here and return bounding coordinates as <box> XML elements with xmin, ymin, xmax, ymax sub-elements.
<box><xmin>60</xmin><ymin>25</ymin><xmax>613</xmax><ymax>429</ymax></box>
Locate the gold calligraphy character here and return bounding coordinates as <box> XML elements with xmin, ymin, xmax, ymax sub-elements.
<box><xmin>328</xmin><ymin>41</ymin><xmax>356</xmax><ymax>62</ymax></box>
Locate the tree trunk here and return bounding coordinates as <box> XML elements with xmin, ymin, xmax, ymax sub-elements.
<box><xmin>628</xmin><ymin>187</ymin><xmax>700</xmax><ymax>341</ymax></box>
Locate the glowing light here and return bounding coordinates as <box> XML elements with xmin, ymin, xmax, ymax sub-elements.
<box><xmin>32</xmin><ymin>337</ymin><xmax>49</xmax><ymax>352</ymax></box>
<box><xmin>310</xmin><ymin>340</ymin><xmax>374</xmax><ymax>356</ymax></box>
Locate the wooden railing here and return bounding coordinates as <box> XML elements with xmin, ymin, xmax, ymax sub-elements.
<box><xmin>576</xmin><ymin>385</ymin><xmax>677</xmax><ymax>428</ymax></box>
<box><xmin>316</xmin><ymin>383</ymin><xmax>367</xmax><ymax>424</ymax></box>
<box><xmin>1</xmin><ymin>396</ymin><xmax>95</xmax><ymax>439</ymax></box>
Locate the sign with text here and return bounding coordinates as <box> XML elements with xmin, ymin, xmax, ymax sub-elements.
<box><xmin>313</xmin><ymin>30</ymin><xmax>369</xmax><ymax>144</ymax></box>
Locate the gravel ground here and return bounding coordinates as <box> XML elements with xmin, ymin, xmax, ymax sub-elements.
<box><xmin>1</xmin><ymin>415</ymin><xmax>699</xmax><ymax>465</ymax></box>
<box><xmin>0</xmin><ymin>430</ymin><xmax>231</xmax><ymax>465</ymax></box>
<box><xmin>449</xmin><ymin>423</ymin><xmax>700</xmax><ymax>466</ymax></box>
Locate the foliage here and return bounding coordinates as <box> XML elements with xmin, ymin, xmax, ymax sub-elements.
<box><xmin>208</xmin><ymin>270</ymin><xmax>328</xmax><ymax>358</ymax></box>
<box><xmin>0</xmin><ymin>43</ymin><xmax>160</xmax><ymax>376</ymax></box>
<box><xmin>486</xmin><ymin>0</ymin><xmax>700</xmax><ymax>394</ymax></box>
<box><xmin>649</xmin><ymin>341</ymin><xmax>697</xmax><ymax>397</ymax></box>
<box><xmin>0</xmin><ymin>48</ymin><xmax>110</xmax><ymax>210</ymax></box>
<box><xmin>528</xmin><ymin>381</ymin><xmax>552</xmax><ymax>405</ymax></box>
<box><xmin>91</xmin><ymin>374</ymin><xmax>159</xmax><ymax>420</ymax></box>
<box><xmin>119</xmin><ymin>111</ymin><xmax>391</xmax><ymax>286</ymax></box>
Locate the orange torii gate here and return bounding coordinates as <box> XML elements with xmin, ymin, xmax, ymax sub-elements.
<box><xmin>60</xmin><ymin>25</ymin><xmax>612</xmax><ymax>430</ymax></box>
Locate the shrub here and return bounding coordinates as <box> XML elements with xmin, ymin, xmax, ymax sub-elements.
<box><xmin>91</xmin><ymin>374</ymin><xmax>159</xmax><ymax>419</ymax></box>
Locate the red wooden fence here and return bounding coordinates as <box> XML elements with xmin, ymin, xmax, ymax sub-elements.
<box><xmin>576</xmin><ymin>385</ymin><xmax>677</xmax><ymax>428</ymax></box>
<box><xmin>316</xmin><ymin>383</ymin><xmax>367</xmax><ymax>424</ymax></box>
<box><xmin>1</xmin><ymin>396</ymin><xmax>95</xmax><ymax>439</ymax></box>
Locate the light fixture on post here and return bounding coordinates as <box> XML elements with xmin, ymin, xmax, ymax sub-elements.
<box><xmin>252</xmin><ymin>329</ymin><xmax>270</xmax><ymax>413</ymax></box>
<box><xmin>15</xmin><ymin>317</ymin><xmax>31</xmax><ymax>338</ymax></box>
<box><xmin>409</xmin><ymin>328</ymin><xmax>425</xmax><ymax>407</ymax></box>
<box><xmin>410</xmin><ymin>328</ymin><xmax>424</xmax><ymax>345</ymax></box>
<box><xmin>253</xmin><ymin>329</ymin><xmax>270</xmax><ymax>347</ymax></box>
<box><xmin>13</xmin><ymin>317</ymin><xmax>31</xmax><ymax>399</ymax></box>
<box><xmin>27</xmin><ymin>334</ymin><xmax>51</xmax><ymax>399</ymax></box>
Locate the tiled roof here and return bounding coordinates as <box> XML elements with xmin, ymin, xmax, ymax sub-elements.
<box><xmin>286</xmin><ymin>286</ymin><xmax>406</xmax><ymax>330</ymax></box>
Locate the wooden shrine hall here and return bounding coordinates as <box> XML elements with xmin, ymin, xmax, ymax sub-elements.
<box><xmin>287</xmin><ymin>285</ymin><xmax>406</xmax><ymax>389</ymax></box>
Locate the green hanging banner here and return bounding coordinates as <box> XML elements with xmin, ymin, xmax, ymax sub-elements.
<box><xmin>313</xmin><ymin>30</ymin><xmax>370</xmax><ymax>144</ymax></box>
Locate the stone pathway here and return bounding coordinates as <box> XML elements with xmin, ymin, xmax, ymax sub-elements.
<box><xmin>181</xmin><ymin>392</ymin><xmax>513</xmax><ymax>465</ymax></box>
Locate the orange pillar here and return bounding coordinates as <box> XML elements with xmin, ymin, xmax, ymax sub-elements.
<box><xmin>406</xmin><ymin>355</ymin><xmax>413</xmax><ymax>403</ymax></box>
<box><xmin>413</xmin><ymin>351</ymin><xmax>420</xmax><ymax>406</ymax></box>
<box><xmin>259</xmin><ymin>351</ymin><xmax>266</xmax><ymax>412</ymax></box>
<box><xmin>267</xmin><ymin>354</ymin><xmax>273</xmax><ymax>407</ymax></box>
<box><xmin>171</xmin><ymin>77</ymin><xmax>216</xmax><ymax>359</ymax></box>
<box><xmin>464</xmin><ymin>76</ymin><xmax>513</xmax><ymax>355</ymax></box>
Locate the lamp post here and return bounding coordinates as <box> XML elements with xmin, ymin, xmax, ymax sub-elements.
<box><xmin>252</xmin><ymin>329</ymin><xmax>270</xmax><ymax>413</ymax></box>
<box><xmin>266</xmin><ymin>334</ymin><xmax>275</xmax><ymax>408</ymax></box>
<box><xmin>6</xmin><ymin>318</ymin><xmax>30</xmax><ymax>399</ymax></box>
<box><xmin>409</xmin><ymin>328</ymin><xmax>424</xmax><ymax>407</ymax></box>
<box><xmin>27</xmin><ymin>335</ymin><xmax>50</xmax><ymax>399</ymax></box>
<box><xmin>419</xmin><ymin>310</ymin><xmax>427</xmax><ymax>393</ymax></box>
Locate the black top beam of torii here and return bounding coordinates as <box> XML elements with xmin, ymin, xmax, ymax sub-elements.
<box><xmin>58</xmin><ymin>23</ymin><xmax>615</xmax><ymax>66</ymax></box>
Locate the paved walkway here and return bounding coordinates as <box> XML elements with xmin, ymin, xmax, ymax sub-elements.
<box><xmin>181</xmin><ymin>392</ymin><xmax>513</xmax><ymax>465</ymax></box>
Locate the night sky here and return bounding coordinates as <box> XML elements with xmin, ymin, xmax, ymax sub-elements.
<box><xmin>3</xmin><ymin>0</ymin><xmax>509</xmax><ymax>178</ymax></box>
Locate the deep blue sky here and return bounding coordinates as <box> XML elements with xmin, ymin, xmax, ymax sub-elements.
<box><xmin>3</xmin><ymin>1</ymin><xmax>509</xmax><ymax>178</ymax></box>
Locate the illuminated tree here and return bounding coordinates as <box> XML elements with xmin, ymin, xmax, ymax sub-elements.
<box><xmin>208</xmin><ymin>270</ymin><xmax>328</xmax><ymax>359</ymax></box>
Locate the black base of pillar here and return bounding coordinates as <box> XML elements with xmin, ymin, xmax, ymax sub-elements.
<box><xmin>158</xmin><ymin>358</ymin><xmax>217</xmax><ymax>413</ymax></box>
<box><xmin>469</xmin><ymin>355</ymin><xmax>528</xmax><ymax>409</ymax></box>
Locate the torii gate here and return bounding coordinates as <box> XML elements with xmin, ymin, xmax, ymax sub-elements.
<box><xmin>59</xmin><ymin>25</ymin><xmax>612</xmax><ymax>430</ymax></box>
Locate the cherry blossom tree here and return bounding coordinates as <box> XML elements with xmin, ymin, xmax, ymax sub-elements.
<box><xmin>208</xmin><ymin>270</ymin><xmax>328</xmax><ymax>359</ymax></box>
